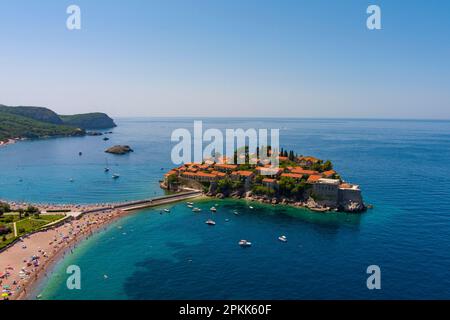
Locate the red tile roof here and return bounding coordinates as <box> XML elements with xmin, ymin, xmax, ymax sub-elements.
<box><xmin>182</xmin><ymin>171</ymin><xmax>217</xmax><ymax>179</ymax></box>
<box><xmin>298</xmin><ymin>156</ymin><xmax>320</xmax><ymax>163</ymax></box>
<box><xmin>164</xmin><ymin>170</ymin><xmax>177</xmax><ymax>177</ymax></box>
<box><xmin>281</xmin><ymin>173</ymin><xmax>303</xmax><ymax>179</ymax></box>
<box><xmin>307</xmin><ymin>175</ymin><xmax>322</xmax><ymax>183</ymax></box>
<box><xmin>214</xmin><ymin>164</ymin><xmax>238</xmax><ymax>170</ymax></box>
<box><xmin>231</xmin><ymin>170</ymin><xmax>254</xmax><ymax>177</ymax></box>
<box><xmin>197</xmin><ymin>172</ymin><xmax>217</xmax><ymax>178</ymax></box>
<box><xmin>256</xmin><ymin>167</ymin><xmax>282</xmax><ymax>175</ymax></box>
<box><xmin>211</xmin><ymin>171</ymin><xmax>226</xmax><ymax>177</ymax></box>
<box><xmin>323</xmin><ymin>170</ymin><xmax>336</xmax><ymax>177</ymax></box>
<box><xmin>182</xmin><ymin>172</ymin><xmax>197</xmax><ymax>177</ymax></box>
<box><xmin>291</xmin><ymin>168</ymin><xmax>319</xmax><ymax>175</ymax></box>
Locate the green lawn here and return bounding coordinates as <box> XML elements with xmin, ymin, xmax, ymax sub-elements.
<box><xmin>0</xmin><ymin>214</ymin><xmax>65</xmax><ymax>249</ymax></box>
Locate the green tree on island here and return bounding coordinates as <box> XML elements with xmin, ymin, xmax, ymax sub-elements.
<box><xmin>278</xmin><ymin>176</ymin><xmax>296</xmax><ymax>196</ymax></box>
<box><xmin>252</xmin><ymin>185</ymin><xmax>275</xmax><ymax>197</ymax></box>
<box><xmin>217</xmin><ymin>178</ymin><xmax>233</xmax><ymax>194</ymax></box>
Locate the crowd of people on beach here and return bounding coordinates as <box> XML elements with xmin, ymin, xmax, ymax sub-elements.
<box><xmin>3</xmin><ymin>201</ymin><xmax>108</xmax><ymax>213</ymax></box>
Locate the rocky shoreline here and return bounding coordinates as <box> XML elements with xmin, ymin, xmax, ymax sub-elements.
<box><xmin>208</xmin><ymin>191</ymin><xmax>366</xmax><ymax>213</ymax></box>
<box><xmin>159</xmin><ymin>180</ymin><xmax>366</xmax><ymax>213</ymax></box>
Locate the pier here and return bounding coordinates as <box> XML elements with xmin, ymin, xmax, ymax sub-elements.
<box><xmin>81</xmin><ymin>190</ymin><xmax>203</xmax><ymax>215</ymax></box>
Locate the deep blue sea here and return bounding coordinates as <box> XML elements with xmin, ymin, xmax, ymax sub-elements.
<box><xmin>1</xmin><ymin>118</ymin><xmax>450</xmax><ymax>299</ymax></box>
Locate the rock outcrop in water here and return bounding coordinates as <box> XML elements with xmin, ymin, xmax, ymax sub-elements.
<box><xmin>105</xmin><ymin>145</ymin><xmax>134</xmax><ymax>155</ymax></box>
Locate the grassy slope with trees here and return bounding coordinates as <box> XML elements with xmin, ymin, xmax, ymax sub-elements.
<box><xmin>0</xmin><ymin>111</ymin><xmax>85</xmax><ymax>141</ymax></box>
<box><xmin>0</xmin><ymin>105</ymin><xmax>116</xmax><ymax>141</ymax></box>
<box><xmin>0</xmin><ymin>105</ymin><xmax>63</xmax><ymax>124</ymax></box>
<box><xmin>60</xmin><ymin>112</ymin><xmax>116</xmax><ymax>129</ymax></box>
<box><xmin>0</xmin><ymin>202</ymin><xmax>64</xmax><ymax>249</ymax></box>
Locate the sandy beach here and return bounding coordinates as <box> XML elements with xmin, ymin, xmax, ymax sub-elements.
<box><xmin>0</xmin><ymin>139</ymin><xmax>17</xmax><ymax>148</ymax></box>
<box><xmin>0</xmin><ymin>190</ymin><xmax>203</xmax><ymax>300</ymax></box>
<box><xmin>0</xmin><ymin>208</ymin><xmax>130</xmax><ymax>300</ymax></box>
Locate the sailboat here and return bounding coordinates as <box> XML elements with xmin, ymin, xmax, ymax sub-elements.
<box><xmin>104</xmin><ymin>158</ymin><xmax>110</xmax><ymax>172</ymax></box>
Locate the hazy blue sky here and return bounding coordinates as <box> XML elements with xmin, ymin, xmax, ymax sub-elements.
<box><xmin>0</xmin><ymin>0</ymin><xmax>449</xmax><ymax>118</ymax></box>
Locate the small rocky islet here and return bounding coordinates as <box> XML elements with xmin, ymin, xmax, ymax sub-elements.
<box><xmin>105</xmin><ymin>145</ymin><xmax>134</xmax><ymax>155</ymax></box>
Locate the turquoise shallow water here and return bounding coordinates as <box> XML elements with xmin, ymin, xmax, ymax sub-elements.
<box><xmin>2</xmin><ymin>118</ymin><xmax>450</xmax><ymax>299</ymax></box>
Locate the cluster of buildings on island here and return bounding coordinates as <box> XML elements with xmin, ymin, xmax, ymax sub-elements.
<box><xmin>162</xmin><ymin>154</ymin><xmax>365</xmax><ymax>212</ymax></box>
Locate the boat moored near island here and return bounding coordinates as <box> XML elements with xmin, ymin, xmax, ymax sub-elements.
<box><xmin>239</xmin><ymin>240</ymin><xmax>252</xmax><ymax>247</ymax></box>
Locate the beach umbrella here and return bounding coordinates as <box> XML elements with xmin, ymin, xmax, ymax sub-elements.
<box><xmin>3</xmin><ymin>285</ymin><xmax>10</xmax><ymax>289</ymax></box>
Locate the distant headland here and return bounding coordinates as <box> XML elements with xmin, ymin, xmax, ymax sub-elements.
<box><xmin>0</xmin><ymin>104</ymin><xmax>116</xmax><ymax>144</ymax></box>
<box><xmin>161</xmin><ymin>147</ymin><xmax>366</xmax><ymax>213</ymax></box>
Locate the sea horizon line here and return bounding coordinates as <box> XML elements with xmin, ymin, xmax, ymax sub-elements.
<box><xmin>106</xmin><ymin>116</ymin><xmax>450</xmax><ymax>122</ymax></box>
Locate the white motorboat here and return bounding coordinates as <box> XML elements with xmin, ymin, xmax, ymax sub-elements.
<box><xmin>192</xmin><ymin>207</ymin><xmax>202</xmax><ymax>212</ymax></box>
<box><xmin>112</xmin><ymin>174</ymin><xmax>120</xmax><ymax>179</ymax></box>
<box><xmin>187</xmin><ymin>205</ymin><xmax>194</xmax><ymax>208</ymax></box>
<box><xmin>249</xmin><ymin>206</ymin><xmax>254</xmax><ymax>210</ymax></box>
<box><xmin>164</xmin><ymin>209</ymin><xmax>170</xmax><ymax>213</ymax></box>
<box><xmin>278</xmin><ymin>235</ymin><xmax>287</xmax><ymax>242</ymax></box>
<box><xmin>239</xmin><ymin>240</ymin><xmax>252</xmax><ymax>247</ymax></box>
<box><xmin>205</xmin><ymin>219</ymin><xmax>216</xmax><ymax>226</ymax></box>
<box><xmin>210</xmin><ymin>207</ymin><xmax>217</xmax><ymax>212</ymax></box>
